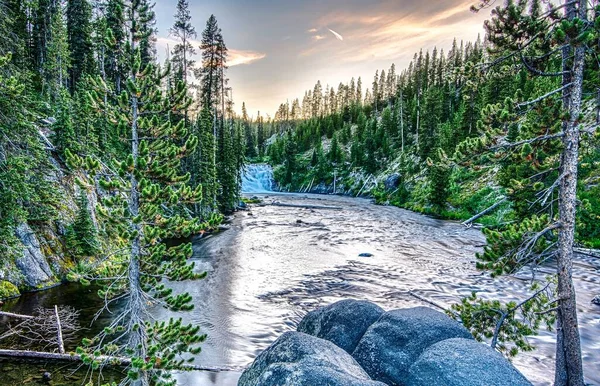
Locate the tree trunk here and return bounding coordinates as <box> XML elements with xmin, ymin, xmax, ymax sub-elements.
<box><xmin>555</xmin><ymin>2</ymin><xmax>585</xmax><ymax>384</ymax></box>
<box><xmin>128</xmin><ymin>20</ymin><xmax>149</xmax><ymax>386</ymax></box>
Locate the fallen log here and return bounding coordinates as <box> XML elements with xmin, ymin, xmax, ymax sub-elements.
<box><xmin>0</xmin><ymin>311</ymin><xmax>35</xmax><ymax>320</ymax></box>
<box><xmin>0</xmin><ymin>349</ymin><xmax>244</xmax><ymax>373</ymax></box>
<box><xmin>54</xmin><ymin>305</ymin><xmax>65</xmax><ymax>354</ymax></box>
<box><xmin>461</xmin><ymin>198</ymin><xmax>507</xmax><ymax>226</ymax></box>
<box><xmin>270</xmin><ymin>202</ymin><xmax>342</xmax><ymax>210</ymax></box>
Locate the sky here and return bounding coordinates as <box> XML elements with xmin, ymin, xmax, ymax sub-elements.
<box><xmin>153</xmin><ymin>0</ymin><xmax>493</xmax><ymax>117</ymax></box>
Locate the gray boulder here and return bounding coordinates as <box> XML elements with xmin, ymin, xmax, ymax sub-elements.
<box><xmin>384</xmin><ymin>174</ymin><xmax>401</xmax><ymax>191</ymax></box>
<box><xmin>407</xmin><ymin>338</ymin><xmax>532</xmax><ymax>386</ymax></box>
<box><xmin>352</xmin><ymin>307</ymin><xmax>473</xmax><ymax>385</ymax></box>
<box><xmin>297</xmin><ymin>299</ymin><xmax>384</xmax><ymax>353</ymax></box>
<box><xmin>238</xmin><ymin>331</ymin><xmax>385</xmax><ymax>386</ymax></box>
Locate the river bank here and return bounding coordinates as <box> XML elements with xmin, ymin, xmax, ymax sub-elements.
<box><xmin>1</xmin><ymin>193</ymin><xmax>599</xmax><ymax>385</ymax></box>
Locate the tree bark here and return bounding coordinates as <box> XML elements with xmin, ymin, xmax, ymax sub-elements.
<box><xmin>554</xmin><ymin>1</ymin><xmax>585</xmax><ymax>384</ymax></box>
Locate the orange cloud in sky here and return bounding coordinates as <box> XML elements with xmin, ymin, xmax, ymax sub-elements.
<box><xmin>155</xmin><ymin>37</ymin><xmax>266</xmax><ymax>67</ymax></box>
<box><xmin>228</xmin><ymin>49</ymin><xmax>267</xmax><ymax>66</ymax></box>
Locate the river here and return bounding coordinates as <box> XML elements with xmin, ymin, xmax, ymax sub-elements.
<box><xmin>1</xmin><ymin>193</ymin><xmax>599</xmax><ymax>385</ymax></box>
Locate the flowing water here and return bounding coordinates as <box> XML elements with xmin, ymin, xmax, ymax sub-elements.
<box><xmin>2</xmin><ymin>192</ymin><xmax>599</xmax><ymax>385</ymax></box>
<box><xmin>241</xmin><ymin>164</ymin><xmax>275</xmax><ymax>193</ymax></box>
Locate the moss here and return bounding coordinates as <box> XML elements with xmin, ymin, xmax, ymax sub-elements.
<box><xmin>0</xmin><ymin>280</ymin><xmax>20</xmax><ymax>299</ymax></box>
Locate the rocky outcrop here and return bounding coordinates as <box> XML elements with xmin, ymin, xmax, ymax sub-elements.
<box><xmin>351</xmin><ymin>307</ymin><xmax>473</xmax><ymax>385</ymax></box>
<box><xmin>238</xmin><ymin>331</ymin><xmax>385</xmax><ymax>386</ymax></box>
<box><xmin>242</xmin><ymin>301</ymin><xmax>532</xmax><ymax>386</ymax></box>
<box><xmin>297</xmin><ymin>299</ymin><xmax>384</xmax><ymax>353</ymax></box>
<box><xmin>384</xmin><ymin>174</ymin><xmax>401</xmax><ymax>191</ymax></box>
<box><xmin>14</xmin><ymin>223</ymin><xmax>56</xmax><ymax>288</ymax></box>
<box><xmin>407</xmin><ymin>338</ymin><xmax>532</xmax><ymax>386</ymax></box>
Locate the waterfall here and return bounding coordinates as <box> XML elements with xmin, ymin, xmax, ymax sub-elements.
<box><xmin>242</xmin><ymin>164</ymin><xmax>275</xmax><ymax>193</ymax></box>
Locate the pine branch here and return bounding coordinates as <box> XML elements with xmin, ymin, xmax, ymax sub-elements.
<box><xmin>490</xmin><ymin>132</ymin><xmax>564</xmax><ymax>150</ymax></box>
<box><xmin>517</xmin><ymin>83</ymin><xmax>573</xmax><ymax>108</ymax></box>
<box><xmin>491</xmin><ymin>282</ymin><xmax>551</xmax><ymax>349</ymax></box>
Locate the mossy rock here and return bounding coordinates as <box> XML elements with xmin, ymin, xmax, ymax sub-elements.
<box><xmin>0</xmin><ymin>280</ymin><xmax>20</xmax><ymax>300</ymax></box>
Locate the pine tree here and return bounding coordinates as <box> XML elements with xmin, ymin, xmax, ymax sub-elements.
<box><xmin>138</xmin><ymin>0</ymin><xmax>156</xmax><ymax>68</ymax></box>
<box><xmin>459</xmin><ymin>1</ymin><xmax>594</xmax><ymax>382</ymax></box>
<box><xmin>256</xmin><ymin>112</ymin><xmax>266</xmax><ymax>157</ymax></box>
<box><xmin>242</xmin><ymin>102</ymin><xmax>257</xmax><ymax>158</ymax></box>
<box><xmin>105</xmin><ymin>0</ymin><xmax>127</xmax><ymax>93</ymax></box>
<box><xmin>66</xmin><ymin>190</ymin><xmax>99</xmax><ymax>258</ymax></box>
<box><xmin>65</xmin><ymin>1</ymin><xmax>205</xmax><ymax>384</ymax></box>
<box><xmin>170</xmin><ymin>0</ymin><xmax>196</xmax><ymax>86</ymax></box>
<box><xmin>67</xmin><ymin>0</ymin><xmax>94</xmax><ymax>92</ymax></box>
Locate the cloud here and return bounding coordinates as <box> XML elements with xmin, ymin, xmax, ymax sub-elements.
<box><xmin>155</xmin><ymin>37</ymin><xmax>266</xmax><ymax>67</ymax></box>
<box><xmin>307</xmin><ymin>28</ymin><xmax>318</xmax><ymax>33</ymax></box>
<box><xmin>305</xmin><ymin>0</ymin><xmax>487</xmax><ymax>62</ymax></box>
<box><xmin>328</xmin><ymin>28</ymin><xmax>343</xmax><ymax>41</ymax></box>
<box><xmin>228</xmin><ymin>49</ymin><xmax>267</xmax><ymax>66</ymax></box>
<box><xmin>312</xmin><ymin>35</ymin><xmax>326</xmax><ymax>41</ymax></box>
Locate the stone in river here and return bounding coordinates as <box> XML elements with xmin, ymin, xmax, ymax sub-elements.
<box><xmin>297</xmin><ymin>299</ymin><xmax>384</xmax><ymax>353</ymax></box>
<box><xmin>238</xmin><ymin>331</ymin><xmax>385</xmax><ymax>386</ymax></box>
<box><xmin>407</xmin><ymin>338</ymin><xmax>532</xmax><ymax>386</ymax></box>
<box><xmin>352</xmin><ymin>307</ymin><xmax>473</xmax><ymax>385</ymax></box>
<box><xmin>358</xmin><ymin>253</ymin><xmax>374</xmax><ymax>257</ymax></box>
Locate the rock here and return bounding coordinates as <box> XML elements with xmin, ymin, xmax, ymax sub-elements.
<box><xmin>238</xmin><ymin>331</ymin><xmax>385</xmax><ymax>386</ymax></box>
<box><xmin>297</xmin><ymin>300</ymin><xmax>384</xmax><ymax>353</ymax></box>
<box><xmin>14</xmin><ymin>223</ymin><xmax>55</xmax><ymax>288</ymax></box>
<box><xmin>352</xmin><ymin>307</ymin><xmax>473</xmax><ymax>385</ymax></box>
<box><xmin>239</xmin><ymin>201</ymin><xmax>248</xmax><ymax>209</ymax></box>
<box><xmin>42</xmin><ymin>372</ymin><xmax>52</xmax><ymax>383</ymax></box>
<box><xmin>296</xmin><ymin>219</ymin><xmax>303</xmax><ymax>224</ymax></box>
<box><xmin>592</xmin><ymin>295</ymin><xmax>600</xmax><ymax>306</ymax></box>
<box><xmin>358</xmin><ymin>253</ymin><xmax>373</xmax><ymax>257</ymax></box>
<box><xmin>384</xmin><ymin>174</ymin><xmax>401</xmax><ymax>191</ymax></box>
<box><xmin>407</xmin><ymin>338</ymin><xmax>532</xmax><ymax>386</ymax></box>
<box><xmin>218</xmin><ymin>224</ymin><xmax>231</xmax><ymax>232</ymax></box>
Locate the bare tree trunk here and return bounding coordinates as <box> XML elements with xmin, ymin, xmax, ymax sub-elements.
<box><xmin>555</xmin><ymin>2</ymin><xmax>585</xmax><ymax>385</ymax></box>
<box><xmin>54</xmin><ymin>305</ymin><xmax>65</xmax><ymax>354</ymax></box>
<box><xmin>128</xmin><ymin>21</ymin><xmax>149</xmax><ymax>386</ymax></box>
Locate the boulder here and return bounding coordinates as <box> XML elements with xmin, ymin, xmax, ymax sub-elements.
<box><xmin>352</xmin><ymin>307</ymin><xmax>473</xmax><ymax>385</ymax></box>
<box><xmin>297</xmin><ymin>300</ymin><xmax>384</xmax><ymax>353</ymax></box>
<box><xmin>407</xmin><ymin>338</ymin><xmax>532</xmax><ymax>386</ymax></box>
<box><xmin>238</xmin><ymin>331</ymin><xmax>385</xmax><ymax>386</ymax></box>
<box><xmin>384</xmin><ymin>174</ymin><xmax>401</xmax><ymax>191</ymax></box>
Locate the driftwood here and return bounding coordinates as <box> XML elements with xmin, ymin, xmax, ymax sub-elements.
<box><xmin>461</xmin><ymin>198</ymin><xmax>507</xmax><ymax>226</ymax></box>
<box><xmin>0</xmin><ymin>349</ymin><xmax>243</xmax><ymax>373</ymax></box>
<box><xmin>0</xmin><ymin>306</ymin><xmax>79</xmax><ymax>352</ymax></box>
<box><xmin>270</xmin><ymin>202</ymin><xmax>342</xmax><ymax>210</ymax></box>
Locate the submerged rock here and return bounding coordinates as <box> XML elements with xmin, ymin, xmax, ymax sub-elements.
<box><xmin>297</xmin><ymin>299</ymin><xmax>384</xmax><ymax>353</ymax></box>
<box><xmin>238</xmin><ymin>331</ymin><xmax>385</xmax><ymax>386</ymax></box>
<box><xmin>351</xmin><ymin>306</ymin><xmax>473</xmax><ymax>385</ymax></box>
<box><xmin>407</xmin><ymin>338</ymin><xmax>532</xmax><ymax>386</ymax></box>
<box><xmin>358</xmin><ymin>253</ymin><xmax>374</xmax><ymax>257</ymax></box>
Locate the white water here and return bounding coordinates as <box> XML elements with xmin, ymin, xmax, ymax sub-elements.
<box><xmin>241</xmin><ymin>164</ymin><xmax>275</xmax><ymax>193</ymax></box>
